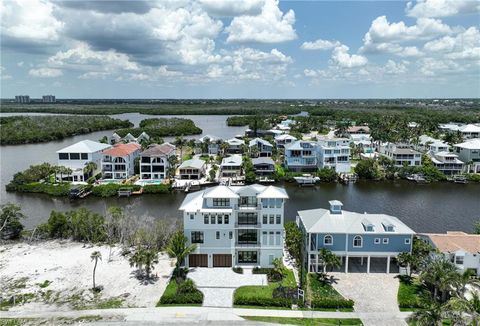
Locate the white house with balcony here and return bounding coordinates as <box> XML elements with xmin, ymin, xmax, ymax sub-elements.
<box><xmin>180</xmin><ymin>184</ymin><xmax>288</xmax><ymax>268</ymax></box>
<box><xmin>420</xmin><ymin>232</ymin><xmax>480</xmax><ymax>276</ymax></box>
<box><xmin>139</xmin><ymin>143</ymin><xmax>176</xmax><ymax>180</ymax></box>
<box><xmin>419</xmin><ymin>135</ymin><xmax>450</xmax><ymax>154</ymax></box>
<box><xmin>220</xmin><ymin>154</ymin><xmax>243</xmax><ymax>177</ymax></box>
<box><xmin>249</xmin><ymin>138</ymin><xmax>273</xmax><ymax>157</ymax></box>
<box><xmin>178</xmin><ymin>158</ymin><xmax>206</xmax><ymax>180</ymax></box>
<box><xmin>56</xmin><ymin>140</ymin><xmax>111</xmax><ymax>182</ymax></box>
<box><xmin>454</xmin><ymin>138</ymin><xmax>480</xmax><ymax>173</ymax></box>
<box><xmin>101</xmin><ymin>143</ymin><xmax>141</xmax><ymax>180</ymax></box>
<box><xmin>226</xmin><ymin>138</ymin><xmax>245</xmax><ymax>154</ymax></box>
<box><xmin>378</xmin><ymin>143</ymin><xmax>422</xmax><ymax>167</ymax></box>
<box><xmin>274</xmin><ymin>134</ymin><xmax>297</xmax><ymax>149</ymax></box>
<box><xmin>430</xmin><ymin>151</ymin><xmax>464</xmax><ymax>175</ymax></box>
<box><xmin>317</xmin><ymin>137</ymin><xmax>351</xmax><ymax>173</ymax></box>
<box><xmin>284</xmin><ymin>140</ymin><xmax>318</xmax><ymax>172</ymax></box>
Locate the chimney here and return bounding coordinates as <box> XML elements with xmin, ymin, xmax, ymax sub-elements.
<box><xmin>329</xmin><ymin>200</ymin><xmax>343</xmax><ymax>214</ymax></box>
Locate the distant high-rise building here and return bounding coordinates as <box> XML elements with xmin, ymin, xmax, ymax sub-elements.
<box><xmin>42</xmin><ymin>95</ymin><xmax>56</xmax><ymax>103</ymax></box>
<box><xmin>15</xmin><ymin>95</ymin><xmax>30</xmax><ymax>103</ymax></box>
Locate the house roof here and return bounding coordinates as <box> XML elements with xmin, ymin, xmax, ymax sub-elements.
<box><xmin>257</xmin><ymin>185</ymin><xmax>288</xmax><ymax>199</ymax></box>
<box><xmin>252</xmin><ymin>157</ymin><xmax>275</xmax><ymax>165</ymax></box>
<box><xmin>179</xmin><ymin>158</ymin><xmax>205</xmax><ymax>169</ymax></box>
<box><xmin>275</xmin><ymin>134</ymin><xmax>297</xmax><ymax>141</ymax></box>
<box><xmin>102</xmin><ymin>143</ymin><xmax>141</xmax><ymax>157</ymax></box>
<box><xmin>141</xmin><ymin>143</ymin><xmax>176</xmax><ymax>156</ymax></box>
<box><xmin>249</xmin><ymin>138</ymin><xmax>273</xmax><ymax>147</ymax></box>
<box><xmin>460</xmin><ymin>124</ymin><xmax>480</xmax><ymax>133</ymax></box>
<box><xmin>455</xmin><ymin>138</ymin><xmax>480</xmax><ymax>150</ymax></box>
<box><xmin>199</xmin><ymin>134</ymin><xmax>220</xmax><ymax>143</ymax></box>
<box><xmin>203</xmin><ymin>185</ymin><xmax>239</xmax><ymax>199</ymax></box>
<box><xmin>422</xmin><ymin>232</ymin><xmax>480</xmax><ymax>254</ymax></box>
<box><xmin>347</xmin><ymin>126</ymin><xmax>370</xmax><ymax>133</ymax></box>
<box><xmin>298</xmin><ymin>205</ymin><xmax>415</xmax><ymax>235</ymax></box>
<box><xmin>124</xmin><ymin>133</ymin><xmax>136</xmax><ymax>141</ymax></box>
<box><xmin>221</xmin><ymin>155</ymin><xmax>243</xmax><ymax>166</ymax></box>
<box><xmin>57</xmin><ymin>140</ymin><xmax>111</xmax><ymax>154</ymax></box>
<box><xmin>285</xmin><ymin>140</ymin><xmax>316</xmax><ymax>150</ymax></box>
<box><xmin>227</xmin><ymin>138</ymin><xmax>245</xmax><ymax>145</ymax></box>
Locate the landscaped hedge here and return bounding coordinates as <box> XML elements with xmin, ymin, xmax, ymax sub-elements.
<box><xmin>310</xmin><ymin>298</ymin><xmax>354</xmax><ymax>309</ymax></box>
<box><xmin>142</xmin><ymin>184</ymin><xmax>171</xmax><ymax>194</ymax></box>
<box><xmin>252</xmin><ymin>267</ymin><xmax>271</xmax><ymax>274</ymax></box>
<box><xmin>234</xmin><ymin>296</ymin><xmax>293</xmax><ymax>308</ymax></box>
<box><xmin>158</xmin><ymin>278</ymin><xmax>203</xmax><ymax>305</ymax></box>
<box><xmin>9</xmin><ymin>182</ymin><xmax>71</xmax><ymax>196</ymax></box>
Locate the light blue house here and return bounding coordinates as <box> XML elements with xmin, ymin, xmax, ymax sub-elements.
<box><xmin>297</xmin><ymin>201</ymin><xmax>415</xmax><ymax>273</ymax></box>
<box><xmin>284</xmin><ymin>140</ymin><xmax>318</xmax><ymax>172</ymax></box>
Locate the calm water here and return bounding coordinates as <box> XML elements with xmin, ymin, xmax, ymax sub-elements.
<box><xmin>0</xmin><ymin>113</ymin><xmax>479</xmax><ymax>233</ymax></box>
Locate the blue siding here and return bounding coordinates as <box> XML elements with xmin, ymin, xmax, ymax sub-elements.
<box><xmin>312</xmin><ymin>233</ymin><xmax>412</xmax><ymax>253</ymax></box>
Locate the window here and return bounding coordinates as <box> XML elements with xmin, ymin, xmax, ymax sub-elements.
<box><xmin>81</xmin><ymin>153</ymin><xmax>88</xmax><ymax>160</ymax></box>
<box><xmin>455</xmin><ymin>255</ymin><xmax>464</xmax><ymax>265</ymax></box>
<box><xmin>365</xmin><ymin>225</ymin><xmax>374</xmax><ymax>232</ymax></box>
<box><xmin>324</xmin><ymin>235</ymin><xmax>333</xmax><ymax>245</ymax></box>
<box><xmin>374</xmin><ymin>238</ymin><xmax>380</xmax><ymax>244</ymax></box>
<box><xmin>211</xmin><ymin>215</ymin><xmax>216</xmax><ymax>224</ymax></box>
<box><xmin>238</xmin><ymin>251</ymin><xmax>257</xmax><ymax>263</ymax></box>
<box><xmin>275</xmin><ymin>231</ymin><xmax>281</xmax><ymax>245</ymax></box>
<box><xmin>353</xmin><ymin>235</ymin><xmax>363</xmax><ymax>248</ymax></box>
<box><xmin>269</xmin><ymin>232</ymin><xmax>274</xmax><ymax>245</ymax></box>
<box><xmin>224</xmin><ymin>214</ymin><xmax>229</xmax><ymax>224</ymax></box>
<box><xmin>204</xmin><ymin>215</ymin><xmax>209</xmax><ymax>224</ymax></box>
<box><xmin>262</xmin><ymin>199</ymin><xmax>268</xmax><ymax>208</ymax></box>
<box><xmin>276</xmin><ymin>215</ymin><xmax>281</xmax><ymax>224</ymax></box>
<box><xmin>262</xmin><ymin>231</ymin><xmax>267</xmax><ymax>244</ymax></box>
<box><xmin>70</xmin><ymin>153</ymin><xmax>80</xmax><ymax>160</ymax></box>
<box><xmin>191</xmin><ymin>231</ymin><xmax>204</xmax><ymax>244</ymax></box>
<box><xmin>190</xmin><ymin>214</ymin><xmax>194</xmax><ymax>220</ymax></box>
<box><xmin>216</xmin><ymin>231</ymin><xmax>220</xmax><ymax>240</ymax></box>
<box><xmin>263</xmin><ymin>215</ymin><xmax>268</xmax><ymax>224</ymax></box>
<box><xmin>238</xmin><ymin>230</ymin><xmax>258</xmax><ymax>244</ymax></box>
<box><xmin>405</xmin><ymin>238</ymin><xmax>411</xmax><ymax>245</ymax></box>
<box><xmin>275</xmin><ymin>199</ymin><xmax>282</xmax><ymax>208</ymax></box>
<box><xmin>269</xmin><ymin>215</ymin><xmax>274</xmax><ymax>224</ymax></box>
<box><xmin>238</xmin><ymin>213</ymin><xmax>257</xmax><ymax>225</ymax></box>
<box><xmin>382</xmin><ymin>238</ymin><xmax>389</xmax><ymax>244</ymax></box>
<box><xmin>213</xmin><ymin>198</ymin><xmax>230</xmax><ymax>207</ymax></box>
<box><xmin>269</xmin><ymin>198</ymin><xmax>275</xmax><ymax>208</ymax></box>
<box><xmin>229</xmin><ymin>231</ymin><xmax>233</xmax><ymax>239</ymax></box>
<box><xmin>58</xmin><ymin>153</ymin><xmax>68</xmax><ymax>160</ymax></box>
<box><xmin>217</xmin><ymin>215</ymin><xmax>222</xmax><ymax>224</ymax></box>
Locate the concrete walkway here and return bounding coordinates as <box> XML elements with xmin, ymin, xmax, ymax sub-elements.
<box><xmin>187</xmin><ymin>268</ymin><xmax>267</xmax><ymax>308</ymax></box>
<box><xmin>330</xmin><ymin>273</ymin><xmax>407</xmax><ymax>326</ymax></box>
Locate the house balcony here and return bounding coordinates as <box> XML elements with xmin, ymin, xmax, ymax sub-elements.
<box><xmin>234</xmin><ymin>204</ymin><xmax>261</xmax><ymax>210</ymax></box>
<box><xmin>234</xmin><ymin>222</ymin><xmax>261</xmax><ymax>228</ymax></box>
<box><xmin>235</xmin><ymin>242</ymin><xmax>261</xmax><ymax>247</ymax></box>
<box><xmin>103</xmin><ymin>166</ymin><xmax>112</xmax><ymax>171</ymax></box>
<box><xmin>103</xmin><ymin>157</ymin><xmax>112</xmax><ymax>163</ymax></box>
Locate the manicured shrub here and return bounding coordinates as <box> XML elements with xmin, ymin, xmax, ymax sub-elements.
<box><xmin>158</xmin><ymin>277</ymin><xmax>204</xmax><ymax>305</ymax></box>
<box><xmin>232</xmin><ymin>267</ymin><xmax>244</xmax><ymax>274</ymax></box>
<box><xmin>142</xmin><ymin>184</ymin><xmax>170</xmax><ymax>194</ymax></box>
<box><xmin>252</xmin><ymin>267</ymin><xmax>271</xmax><ymax>274</ymax></box>
<box><xmin>317</xmin><ymin>167</ymin><xmax>337</xmax><ymax>182</ymax></box>
<box><xmin>234</xmin><ymin>296</ymin><xmax>293</xmax><ymax>308</ymax></box>
<box><xmin>13</xmin><ymin>182</ymin><xmax>71</xmax><ymax>196</ymax></box>
<box><xmin>310</xmin><ymin>298</ymin><xmax>354</xmax><ymax>309</ymax></box>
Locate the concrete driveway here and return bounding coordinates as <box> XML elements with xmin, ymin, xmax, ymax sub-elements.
<box><xmin>188</xmin><ymin>268</ymin><xmax>267</xmax><ymax>308</ymax></box>
<box><xmin>330</xmin><ymin>273</ymin><xmax>407</xmax><ymax>326</ymax></box>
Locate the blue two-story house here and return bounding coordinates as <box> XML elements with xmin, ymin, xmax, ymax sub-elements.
<box><xmin>284</xmin><ymin>140</ymin><xmax>318</xmax><ymax>172</ymax></box>
<box><xmin>297</xmin><ymin>200</ymin><xmax>415</xmax><ymax>273</ymax></box>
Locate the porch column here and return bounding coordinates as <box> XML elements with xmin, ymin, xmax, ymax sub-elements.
<box><xmin>386</xmin><ymin>255</ymin><xmax>391</xmax><ymax>274</ymax></box>
<box><xmin>361</xmin><ymin>256</ymin><xmax>364</xmax><ymax>265</ymax></box>
<box><xmin>345</xmin><ymin>256</ymin><xmax>349</xmax><ymax>273</ymax></box>
<box><xmin>367</xmin><ymin>255</ymin><xmax>371</xmax><ymax>274</ymax></box>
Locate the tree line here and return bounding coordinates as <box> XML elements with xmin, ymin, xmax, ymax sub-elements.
<box><xmin>115</xmin><ymin>118</ymin><xmax>202</xmax><ymax>138</ymax></box>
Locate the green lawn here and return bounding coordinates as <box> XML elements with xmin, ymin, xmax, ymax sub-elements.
<box><xmin>242</xmin><ymin>316</ymin><xmax>363</xmax><ymax>326</ymax></box>
<box><xmin>306</xmin><ymin>274</ymin><xmax>354</xmax><ymax>311</ymax></box>
<box><xmin>308</xmin><ymin>274</ymin><xmax>344</xmax><ymax>301</ymax></box>
<box><xmin>235</xmin><ymin>269</ymin><xmax>296</xmax><ymax>300</ymax></box>
<box><xmin>397</xmin><ymin>276</ymin><xmax>425</xmax><ymax>310</ymax></box>
<box><xmin>157</xmin><ymin>278</ymin><xmax>203</xmax><ymax>306</ymax></box>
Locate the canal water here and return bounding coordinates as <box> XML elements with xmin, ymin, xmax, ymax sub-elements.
<box><xmin>0</xmin><ymin>113</ymin><xmax>478</xmax><ymax>233</ymax></box>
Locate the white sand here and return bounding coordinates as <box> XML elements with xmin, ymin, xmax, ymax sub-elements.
<box><xmin>0</xmin><ymin>240</ymin><xmax>175</xmax><ymax>310</ymax></box>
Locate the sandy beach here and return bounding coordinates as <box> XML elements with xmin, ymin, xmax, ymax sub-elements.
<box><xmin>0</xmin><ymin>240</ymin><xmax>175</xmax><ymax>311</ymax></box>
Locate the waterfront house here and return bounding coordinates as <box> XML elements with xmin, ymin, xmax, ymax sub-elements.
<box><xmin>197</xmin><ymin>135</ymin><xmax>220</xmax><ymax>155</ymax></box>
<box><xmin>439</xmin><ymin>123</ymin><xmax>480</xmax><ymax>139</ymax></box>
<box><xmin>252</xmin><ymin>157</ymin><xmax>275</xmax><ymax>176</ymax></box>
<box><xmin>110</xmin><ymin>133</ymin><xmax>122</xmax><ymax>144</ymax></box>
<box><xmin>378</xmin><ymin>142</ymin><xmax>422</xmax><ymax>167</ymax></box>
<box><xmin>347</xmin><ymin>126</ymin><xmax>370</xmax><ymax>135</ymax></box>
<box><xmin>317</xmin><ymin>137</ymin><xmax>351</xmax><ymax>173</ymax></box>
<box><xmin>123</xmin><ymin>133</ymin><xmax>137</xmax><ymax>143</ymax></box>
<box><xmin>349</xmin><ymin>134</ymin><xmax>372</xmax><ymax>150</ymax></box>
<box><xmin>284</xmin><ymin>140</ymin><xmax>318</xmax><ymax>172</ymax></box>
<box><xmin>56</xmin><ymin>140</ymin><xmax>111</xmax><ymax>182</ymax></box>
<box><xmin>136</xmin><ymin>132</ymin><xmax>150</xmax><ymax>144</ymax></box>
<box><xmin>178</xmin><ymin>158</ymin><xmax>206</xmax><ymax>180</ymax></box>
<box><xmin>419</xmin><ymin>135</ymin><xmax>450</xmax><ymax>154</ymax></box>
<box><xmin>420</xmin><ymin>232</ymin><xmax>480</xmax><ymax>276</ymax></box>
<box><xmin>249</xmin><ymin>138</ymin><xmax>273</xmax><ymax>157</ymax></box>
<box><xmin>297</xmin><ymin>200</ymin><xmax>415</xmax><ymax>273</ymax></box>
<box><xmin>226</xmin><ymin>138</ymin><xmax>245</xmax><ymax>154</ymax></box>
<box><xmin>220</xmin><ymin>154</ymin><xmax>243</xmax><ymax>177</ymax></box>
<box><xmin>180</xmin><ymin>184</ymin><xmax>288</xmax><ymax>267</ymax></box>
<box><xmin>454</xmin><ymin>138</ymin><xmax>480</xmax><ymax>173</ymax></box>
<box><xmin>102</xmin><ymin>143</ymin><xmax>141</xmax><ymax>180</ymax></box>
<box><xmin>274</xmin><ymin>134</ymin><xmax>297</xmax><ymax>149</ymax></box>
<box><xmin>429</xmin><ymin>151</ymin><xmax>464</xmax><ymax>175</ymax></box>
<box><xmin>139</xmin><ymin>143</ymin><xmax>176</xmax><ymax>180</ymax></box>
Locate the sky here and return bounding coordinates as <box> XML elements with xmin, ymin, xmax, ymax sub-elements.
<box><xmin>1</xmin><ymin>0</ymin><xmax>479</xmax><ymax>99</ymax></box>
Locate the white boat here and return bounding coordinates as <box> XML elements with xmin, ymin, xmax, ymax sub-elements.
<box><xmin>407</xmin><ymin>174</ymin><xmax>428</xmax><ymax>183</ymax></box>
<box><xmin>293</xmin><ymin>174</ymin><xmax>320</xmax><ymax>186</ymax></box>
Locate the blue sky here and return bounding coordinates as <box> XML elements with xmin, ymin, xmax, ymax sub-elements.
<box><xmin>1</xmin><ymin>0</ymin><xmax>479</xmax><ymax>99</ymax></box>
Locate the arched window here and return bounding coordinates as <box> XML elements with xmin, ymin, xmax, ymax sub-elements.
<box><xmin>152</xmin><ymin>157</ymin><xmax>164</xmax><ymax>164</ymax></box>
<box><xmin>113</xmin><ymin>157</ymin><xmax>125</xmax><ymax>163</ymax></box>
<box><xmin>353</xmin><ymin>235</ymin><xmax>363</xmax><ymax>248</ymax></box>
<box><xmin>324</xmin><ymin>235</ymin><xmax>333</xmax><ymax>245</ymax></box>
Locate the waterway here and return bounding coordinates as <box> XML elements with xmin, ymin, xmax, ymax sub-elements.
<box><xmin>0</xmin><ymin>113</ymin><xmax>478</xmax><ymax>233</ymax></box>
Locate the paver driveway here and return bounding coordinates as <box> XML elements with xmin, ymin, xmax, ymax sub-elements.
<box><xmin>330</xmin><ymin>273</ymin><xmax>407</xmax><ymax>326</ymax></box>
<box><xmin>188</xmin><ymin>268</ymin><xmax>267</xmax><ymax>308</ymax></box>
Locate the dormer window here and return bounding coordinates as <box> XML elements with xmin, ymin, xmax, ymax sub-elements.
<box><xmin>329</xmin><ymin>200</ymin><xmax>343</xmax><ymax>214</ymax></box>
<box><xmin>324</xmin><ymin>235</ymin><xmax>333</xmax><ymax>245</ymax></box>
<box><xmin>362</xmin><ymin>219</ymin><xmax>374</xmax><ymax>232</ymax></box>
<box><xmin>382</xmin><ymin>221</ymin><xmax>395</xmax><ymax>232</ymax></box>
<box><xmin>365</xmin><ymin>225</ymin><xmax>374</xmax><ymax>232</ymax></box>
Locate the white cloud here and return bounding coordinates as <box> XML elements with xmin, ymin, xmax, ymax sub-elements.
<box><xmin>17</xmin><ymin>61</ymin><xmax>24</xmax><ymax>67</ymax></box>
<box><xmin>331</xmin><ymin>45</ymin><xmax>368</xmax><ymax>68</ymax></box>
<box><xmin>399</xmin><ymin>46</ymin><xmax>423</xmax><ymax>57</ymax></box>
<box><xmin>0</xmin><ymin>66</ymin><xmax>13</xmax><ymax>80</ymax></box>
<box><xmin>301</xmin><ymin>39</ymin><xmax>341</xmax><ymax>50</ymax></box>
<box><xmin>384</xmin><ymin>60</ymin><xmax>408</xmax><ymax>74</ymax></box>
<box><xmin>361</xmin><ymin>16</ymin><xmax>452</xmax><ymax>54</ymax></box>
<box><xmin>225</xmin><ymin>0</ymin><xmax>296</xmax><ymax>43</ymax></box>
<box><xmin>424</xmin><ymin>27</ymin><xmax>480</xmax><ymax>60</ymax></box>
<box><xmin>199</xmin><ymin>0</ymin><xmax>264</xmax><ymax>16</ymax></box>
<box><xmin>29</xmin><ymin>67</ymin><xmax>63</xmax><ymax>78</ymax></box>
<box><xmin>406</xmin><ymin>0</ymin><xmax>480</xmax><ymax>18</ymax></box>
<box><xmin>418</xmin><ymin>57</ymin><xmax>466</xmax><ymax>76</ymax></box>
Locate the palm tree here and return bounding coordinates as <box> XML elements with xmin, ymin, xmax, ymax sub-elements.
<box><xmin>166</xmin><ymin>231</ymin><xmax>197</xmax><ymax>281</ymax></box>
<box><xmin>129</xmin><ymin>247</ymin><xmax>159</xmax><ymax>279</ymax></box>
<box><xmin>174</xmin><ymin>136</ymin><xmax>187</xmax><ymax>163</ymax></box>
<box><xmin>446</xmin><ymin>292</ymin><xmax>480</xmax><ymax>326</ymax></box>
<box><xmin>454</xmin><ymin>270</ymin><xmax>480</xmax><ymax>297</ymax></box>
<box><xmin>409</xmin><ymin>294</ymin><xmax>445</xmax><ymax>326</ymax></box>
<box><xmin>220</xmin><ymin>141</ymin><xmax>230</xmax><ymax>156</ymax></box>
<box><xmin>318</xmin><ymin>247</ymin><xmax>341</xmax><ymax>274</ymax></box>
<box><xmin>167</xmin><ymin>155</ymin><xmax>178</xmax><ymax>180</ymax></box>
<box><xmin>90</xmin><ymin>251</ymin><xmax>102</xmax><ymax>290</ymax></box>
<box><xmin>83</xmin><ymin>162</ymin><xmax>97</xmax><ymax>180</ymax></box>
<box><xmin>419</xmin><ymin>256</ymin><xmax>459</xmax><ymax>302</ymax></box>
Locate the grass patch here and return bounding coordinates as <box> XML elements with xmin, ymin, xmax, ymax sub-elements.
<box><xmin>397</xmin><ymin>276</ymin><xmax>425</xmax><ymax>310</ymax></box>
<box><xmin>157</xmin><ymin>278</ymin><xmax>203</xmax><ymax>306</ymax></box>
<box><xmin>0</xmin><ymin>318</ymin><xmax>34</xmax><ymax>326</ymax></box>
<box><xmin>307</xmin><ymin>274</ymin><xmax>354</xmax><ymax>310</ymax></box>
<box><xmin>37</xmin><ymin>280</ymin><xmax>52</xmax><ymax>288</ymax></box>
<box><xmin>241</xmin><ymin>316</ymin><xmax>363</xmax><ymax>325</ymax></box>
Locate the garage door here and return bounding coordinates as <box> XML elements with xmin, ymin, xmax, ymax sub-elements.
<box><xmin>213</xmin><ymin>254</ymin><xmax>232</xmax><ymax>267</ymax></box>
<box><xmin>189</xmin><ymin>254</ymin><xmax>208</xmax><ymax>267</ymax></box>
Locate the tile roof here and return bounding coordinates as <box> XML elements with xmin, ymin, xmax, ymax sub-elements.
<box><xmin>423</xmin><ymin>232</ymin><xmax>480</xmax><ymax>254</ymax></box>
<box><xmin>103</xmin><ymin>143</ymin><xmax>141</xmax><ymax>157</ymax></box>
<box><xmin>141</xmin><ymin>143</ymin><xmax>176</xmax><ymax>156</ymax></box>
